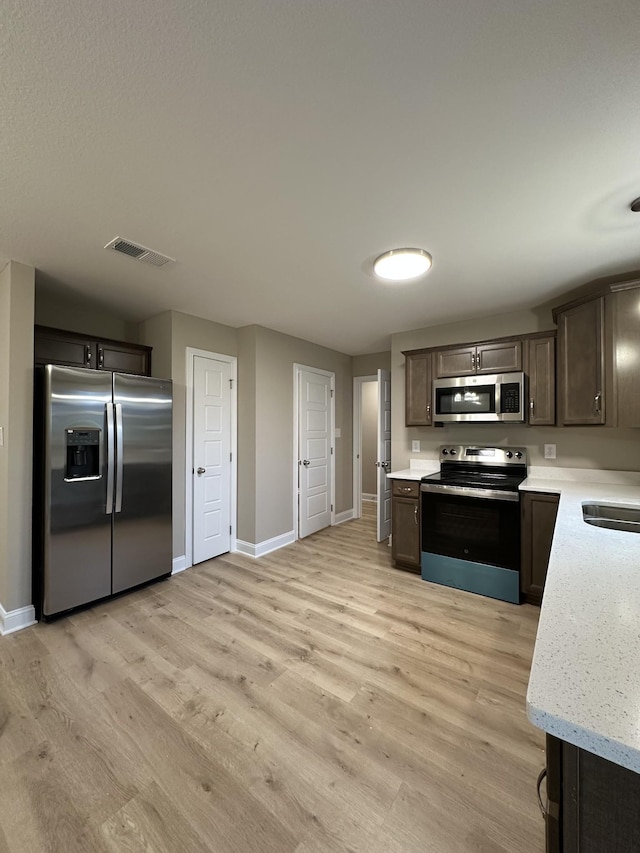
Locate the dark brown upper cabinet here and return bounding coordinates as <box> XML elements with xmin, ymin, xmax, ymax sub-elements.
<box><xmin>35</xmin><ymin>325</ymin><xmax>151</xmax><ymax>376</ymax></box>
<box><xmin>435</xmin><ymin>339</ymin><xmax>522</xmax><ymax>378</ymax></box>
<box><xmin>404</xmin><ymin>351</ymin><xmax>433</xmax><ymax>426</ymax></box>
<box><xmin>556</xmin><ymin>298</ymin><xmax>605</xmax><ymax>426</ymax></box>
<box><xmin>610</xmin><ymin>287</ymin><xmax>640</xmax><ymax>428</ymax></box>
<box><xmin>553</xmin><ymin>274</ymin><xmax>640</xmax><ymax>427</ymax></box>
<box><xmin>525</xmin><ymin>334</ymin><xmax>556</xmax><ymax>426</ymax></box>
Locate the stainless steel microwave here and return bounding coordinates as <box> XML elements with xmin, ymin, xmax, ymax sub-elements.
<box><xmin>432</xmin><ymin>372</ymin><xmax>526</xmax><ymax>423</ymax></box>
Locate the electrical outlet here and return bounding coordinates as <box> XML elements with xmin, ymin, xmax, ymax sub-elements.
<box><xmin>411</xmin><ymin>440</ymin><xmax>420</xmax><ymax>453</ymax></box>
<box><xmin>544</xmin><ymin>443</ymin><xmax>556</xmax><ymax>459</ymax></box>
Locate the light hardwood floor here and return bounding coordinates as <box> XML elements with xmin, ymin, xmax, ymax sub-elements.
<box><xmin>0</xmin><ymin>506</ymin><xmax>545</xmax><ymax>852</ymax></box>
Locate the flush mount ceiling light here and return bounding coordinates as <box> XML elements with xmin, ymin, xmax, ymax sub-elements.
<box><xmin>373</xmin><ymin>248</ymin><xmax>433</xmax><ymax>281</ymax></box>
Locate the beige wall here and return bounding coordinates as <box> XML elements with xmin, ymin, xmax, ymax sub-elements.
<box><xmin>243</xmin><ymin>325</ymin><xmax>353</xmax><ymax>544</ymax></box>
<box><xmin>361</xmin><ymin>380</ymin><xmax>378</xmax><ymax>495</ymax></box>
<box><xmin>138</xmin><ymin>313</ymin><xmax>354</xmax><ymax>554</ymax></box>
<box><xmin>237</xmin><ymin>326</ymin><xmax>257</xmax><ymax>544</ymax></box>
<box><xmin>0</xmin><ymin>262</ymin><xmax>35</xmax><ymax>614</ymax></box>
<box><xmin>391</xmin><ymin>308</ymin><xmax>640</xmax><ymax>472</ymax></box>
<box><xmin>35</xmin><ymin>281</ymin><xmax>139</xmax><ymax>342</ymax></box>
<box><xmin>353</xmin><ymin>351</ymin><xmax>391</xmax><ymax>376</ymax></box>
<box><xmin>139</xmin><ymin>310</ymin><xmax>238</xmax><ymax>559</ymax></box>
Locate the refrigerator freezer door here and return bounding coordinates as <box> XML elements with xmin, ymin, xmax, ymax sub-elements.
<box><xmin>111</xmin><ymin>373</ymin><xmax>172</xmax><ymax>593</ymax></box>
<box><xmin>43</xmin><ymin>366</ymin><xmax>113</xmax><ymax>616</ymax></box>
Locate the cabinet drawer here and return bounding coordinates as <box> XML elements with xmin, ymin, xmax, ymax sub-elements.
<box><xmin>392</xmin><ymin>480</ymin><xmax>420</xmax><ymax>498</ymax></box>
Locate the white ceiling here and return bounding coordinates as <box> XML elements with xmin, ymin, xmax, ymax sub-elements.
<box><xmin>2</xmin><ymin>0</ymin><xmax>640</xmax><ymax>355</ymax></box>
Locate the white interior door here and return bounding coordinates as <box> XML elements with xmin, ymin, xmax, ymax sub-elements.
<box><xmin>376</xmin><ymin>368</ymin><xmax>392</xmax><ymax>542</ymax></box>
<box><xmin>193</xmin><ymin>355</ymin><xmax>231</xmax><ymax>563</ymax></box>
<box><xmin>298</xmin><ymin>368</ymin><xmax>332</xmax><ymax>538</ymax></box>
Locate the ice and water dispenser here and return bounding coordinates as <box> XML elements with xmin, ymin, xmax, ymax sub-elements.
<box><xmin>64</xmin><ymin>428</ymin><xmax>101</xmax><ymax>480</ymax></box>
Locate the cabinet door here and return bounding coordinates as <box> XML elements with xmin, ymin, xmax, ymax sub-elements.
<box><xmin>435</xmin><ymin>346</ymin><xmax>476</xmax><ymax>378</ymax></box>
<box><xmin>612</xmin><ymin>289</ymin><xmax>640</xmax><ymax>428</ymax></box>
<box><xmin>562</xmin><ymin>741</ymin><xmax>640</xmax><ymax>852</ymax></box>
<box><xmin>520</xmin><ymin>492</ymin><xmax>559</xmax><ymax>605</ymax></box>
<box><xmin>35</xmin><ymin>328</ymin><xmax>96</xmax><ymax>368</ymax></box>
<box><xmin>558</xmin><ymin>299</ymin><xmax>605</xmax><ymax>425</ymax></box>
<box><xmin>405</xmin><ymin>352</ymin><xmax>432</xmax><ymax>426</ymax></box>
<box><xmin>527</xmin><ymin>336</ymin><xmax>556</xmax><ymax>425</ymax></box>
<box><xmin>391</xmin><ymin>492</ymin><xmax>421</xmax><ymax>570</ymax></box>
<box><xmin>476</xmin><ymin>340</ymin><xmax>522</xmax><ymax>374</ymax></box>
<box><xmin>544</xmin><ymin>735</ymin><xmax>562</xmax><ymax>853</ymax></box>
<box><xmin>98</xmin><ymin>342</ymin><xmax>151</xmax><ymax>376</ymax></box>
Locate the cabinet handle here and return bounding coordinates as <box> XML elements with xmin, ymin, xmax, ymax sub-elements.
<box><xmin>98</xmin><ymin>347</ymin><xmax>104</xmax><ymax>369</ymax></box>
<box><xmin>414</xmin><ymin>506</ymin><xmax>418</xmax><ymax>525</ymax></box>
<box><xmin>536</xmin><ymin>768</ymin><xmax>548</xmax><ymax>818</ymax></box>
<box><xmin>85</xmin><ymin>345</ymin><xmax>91</xmax><ymax>365</ymax></box>
<box><xmin>401</xmin><ymin>486</ymin><xmax>412</xmax><ymax>492</ymax></box>
<box><xmin>529</xmin><ymin>398</ymin><xmax>535</xmax><ymax>415</ymax></box>
<box><xmin>471</xmin><ymin>353</ymin><xmax>476</xmax><ymax>368</ymax></box>
<box><xmin>426</xmin><ymin>403</ymin><xmax>431</xmax><ymax>417</ymax></box>
<box><xmin>594</xmin><ymin>392</ymin><xmax>601</xmax><ymax>414</ymax></box>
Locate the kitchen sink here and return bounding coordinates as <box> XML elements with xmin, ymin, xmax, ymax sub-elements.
<box><xmin>582</xmin><ymin>502</ymin><xmax>640</xmax><ymax>533</ymax></box>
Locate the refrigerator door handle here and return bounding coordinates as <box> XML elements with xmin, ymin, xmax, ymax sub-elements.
<box><xmin>105</xmin><ymin>403</ymin><xmax>115</xmax><ymax>514</ymax></box>
<box><xmin>115</xmin><ymin>403</ymin><xmax>124</xmax><ymax>513</ymax></box>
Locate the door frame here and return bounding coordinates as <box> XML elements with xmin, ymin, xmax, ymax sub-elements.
<box><xmin>352</xmin><ymin>374</ymin><xmax>377</xmax><ymax>520</ymax></box>
<box><xmin>185</xmin><ymin>347</ymin><xmax>238</xmax><ymax>569</ymax></box>
<box><xmin>293</xmin><ymin>364</ymin><xmax>336</xmax><ymax>541</ymax></box>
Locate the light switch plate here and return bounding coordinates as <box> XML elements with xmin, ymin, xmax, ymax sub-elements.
<box><xmin>0</xmin><ymin>426</ymin><xmax>4</xmax><ymax>446</ymax></box>
<box><xmin>335</xmin><ymin>427</ymin><xmax>341</xmax><ymax>438</ymax></box>
<box><xmin>411</xmin><ymin>440</ymin><xmax>420</xmax><ymax>452</ymax></box>
<box><xmin>544</xmin><ymin>443</ymin><xmax>556</xmax><ymax>459</ymax></box>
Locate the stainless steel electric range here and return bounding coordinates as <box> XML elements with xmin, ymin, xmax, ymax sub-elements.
<box><xmin>420</xmin><ymin>445</ymin><xmax>528</xmax><ymax>604</ymax></box>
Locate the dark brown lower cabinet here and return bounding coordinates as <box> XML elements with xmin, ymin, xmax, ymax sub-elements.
<box><xmin>542</xmin><ymin>734</ymin><xmax>640</xmax><ymax>852</ymax></box>
<box><xmin>391</xmin><ymin>480</ymin><xmax>421</xmax><ymax>572</ymax></box>
<box><xmin>520</xmin><ymin>491</ymin><xmax>559</xmax><ymax>605</ymax></box>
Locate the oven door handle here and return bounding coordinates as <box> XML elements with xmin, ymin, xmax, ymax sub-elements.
<box><xmin>420</xmin><ymin>483</ymin><xmax>520</xmax><ymax>502</ymax></box>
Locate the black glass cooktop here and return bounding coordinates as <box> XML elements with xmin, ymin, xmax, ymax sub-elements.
<box><xmin>422</xmin><ymin>467</ymin><xmax>526</xmax><ymax>492</ymax></box>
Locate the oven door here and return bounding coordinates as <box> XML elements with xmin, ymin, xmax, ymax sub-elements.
<box><xmin>421</xmin><ymin>488</ymin><xmax>520</xmax><ymax>570</ymax></box>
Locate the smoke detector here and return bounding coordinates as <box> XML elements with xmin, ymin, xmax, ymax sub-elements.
<box><xmin>104</xmin><ymin>236</ymin><xmax>175</xmax><ymax>268</ymax></box>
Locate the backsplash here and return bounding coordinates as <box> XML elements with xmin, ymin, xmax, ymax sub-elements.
<box><xmin>397</xmin><ymin>424</ymin><xmax>640</xmax><ymax>472</ymax></box>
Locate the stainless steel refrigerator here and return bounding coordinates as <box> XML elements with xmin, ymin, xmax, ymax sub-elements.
<box><xmin>37</xmin><ymin>365</ymin><xmax>172</xmax><ymax>618</ymax></box>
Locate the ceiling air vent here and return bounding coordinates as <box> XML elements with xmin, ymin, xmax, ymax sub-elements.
<box><xmin>104</xmin><ymin>236</ymin><xmax>175</xmax><ymax>268</ymax></box>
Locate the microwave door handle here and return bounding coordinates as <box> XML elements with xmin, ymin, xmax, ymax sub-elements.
<box><xmin>115</xmin><ymin>403</ymin><xmax>124</xmax><ymax>513</ymax></box>
<box><xmin>495</xmin><ymin>382</ymin><xmax>501</xmax><ymax>416</ymax></box>
<box><xmin>105</xmin><ymin>403</ymin><xmax>114</xmax><ymax>514</ymax></box>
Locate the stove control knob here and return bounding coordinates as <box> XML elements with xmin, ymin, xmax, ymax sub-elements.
<box><xmin>505</xmin><ymin>451</ymin><xmax>513</xmax><ymax>459</ymax></box>
<box><xmin>515</xmin><ymin>451</ymin><xmax>523</xmax><ymax>460</ymax></box>
<box><xmin>449</xmin><ymin>448</ymin><xmax>456</xmax><ymax>455</ymax></box>
<box><xmin>442</xmin><ymin>448</ymin><xmax>448</xmax><ymax>455</ymax></box>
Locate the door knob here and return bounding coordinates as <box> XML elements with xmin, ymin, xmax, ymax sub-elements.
<box><xmin>197</xmin><ymin>467</ymin><xmax>206</xmax><ymax>474</ymax></box>
<box><xmin>302</xmin><ymin>459</ymin><xmax>310</xmax><ymax>467</ymax></box>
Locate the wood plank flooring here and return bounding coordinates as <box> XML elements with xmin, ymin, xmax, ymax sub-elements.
<box><xmin>0</xmin><ymin>506</ymin><xmax>545</xmax><ymax>852</ymax></box>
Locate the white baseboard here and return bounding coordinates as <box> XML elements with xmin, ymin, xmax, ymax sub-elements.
<box><xmin>172</xmin><ymin>555</ymin><xmax>188</xmax><ymax>575</ymax></box>
<box><xmin>0</xmin><ymin>603</ymin><xmax>37</xmax><ymax>636</ymax></box>
<box><xmin>362</xmin><ymin>494</ymin><xmax>377</xmax><ymax>502</ymax></box>
<box><xmin>334</xmin><ymin>508</ymin><xmax>354</xmax><ymax>525</ymax></box>
<box><xmin>235</xmin><ymin>530</ymin><xmax>296</xmax><ymax>558</ymax></box>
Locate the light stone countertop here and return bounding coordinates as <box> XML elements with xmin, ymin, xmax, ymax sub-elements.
<box><xmin>522</xmin><ymin>470</ymin><xmax>640</xmax><ymax>773</ymax></box>
<box><xmin>387</xmin><ymin>461</ymin><xmax>439</xmax><ymax>481</ymax></box>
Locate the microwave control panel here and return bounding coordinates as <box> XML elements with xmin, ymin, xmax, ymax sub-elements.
<box><xmin>500</xmin><ymin>383</ymin><xmax>520</xmax><ymax>414</ymax></box>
